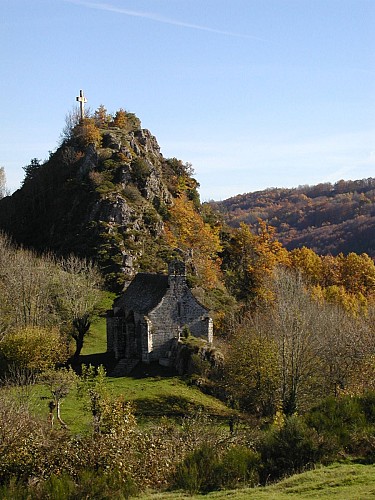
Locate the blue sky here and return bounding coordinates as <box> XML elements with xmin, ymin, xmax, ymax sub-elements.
<box><xmin>1</xmin><ymin>0</ymin><xmax>374</xmax><ymax>200</ymax></box>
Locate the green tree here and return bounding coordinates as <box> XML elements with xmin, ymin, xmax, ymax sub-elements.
<box><xmin>22</xmin><ymin>158</ymin><xmax>41</xmax><ymax>185</ymax></box>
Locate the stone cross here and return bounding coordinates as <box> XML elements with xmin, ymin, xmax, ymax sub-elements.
<box><xmin>76</xmin><ymin>90</ymin><xmax>87</xmax><ymax>119</ymax></box>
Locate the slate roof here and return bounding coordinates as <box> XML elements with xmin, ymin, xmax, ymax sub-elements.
<box><xmin>115</xmin><ymin>273</ymin><xmax>169</xmax><ymax>314</ymax></box>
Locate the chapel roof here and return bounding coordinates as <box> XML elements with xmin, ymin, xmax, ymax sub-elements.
<box><xmin>115</xmin><ymin>273</ymin><xmax>169</xmax><ymax>314</ymax></box>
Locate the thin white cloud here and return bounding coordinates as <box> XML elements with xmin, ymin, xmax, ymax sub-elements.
<box><xmin>64</xmin><ymin>0</ymin><xmax>266</xmax><ymax>40</ymax></box>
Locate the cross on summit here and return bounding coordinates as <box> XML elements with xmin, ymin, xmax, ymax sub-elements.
<box><xmin>76</xmin><ymin>90</ymin><xmax>87</xmax><ymax>120</ymax></box>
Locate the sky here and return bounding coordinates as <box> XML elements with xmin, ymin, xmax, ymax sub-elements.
<box><xmin>1</xmin><ymin>0</ymin><xmax>374</xmax><ymax>201</ymax></box>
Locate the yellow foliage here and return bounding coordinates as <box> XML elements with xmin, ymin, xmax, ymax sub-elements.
<box><xmin>165</xmin><ymin>193</ymin><xmax>222</xmax><ymax>288</ymax></box>
<box><xmin>112</xmin><ymin>108</ymin><xmax>128</xmax><ymax>129</ymax></box>
<box><xmin>0</xmin><ymin>326</ymin><xmax>68</xmax><ymax>371</ymax></box>
<box><xmin>227</xmin><ymin>221</ymin><xmax>290</xmax><ymax>304</ymax></box>
<box><xmin>73</xmin><ymin>118</ymin><xmax>102</xmax><ymax>148</ymax></box>
<box><xmin>290</xmin><ymin>247</ymin><xmax>323</xmax><ymax>284</ymax></box>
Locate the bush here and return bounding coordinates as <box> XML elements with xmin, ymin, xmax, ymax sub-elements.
<box><xmin>359</xmin><ymin>392</ymin><xmax>375</xmax><ymax>424</ymax></box>
<box><xmin>122</xmin><ymin>184</ymin><xmax>144</xmax><ymax>205</ymax></box>
<box><xmin>173</xmin><ymin>444</ymin><xmax>220</xmax><ymax>494</ymax></box>
<box><xmin>260</xmin><ymin>416</ymin><xmax>324</xmax><ymax>483</ymax></box>
<box><xmin>173</xmin><ymin>443</ymin><xmax>260</xmax><ymax>493</ymax></box>
<box><xmin>0</xmin><ymin>326</ymin><xmax>68</xmax><ymax>373</ymax></box>
<box><xmin>131</xmin><ymin>158</ymin><xmax>150</xmax><ymax>185</ymax></box>
<box><xmin>0</xmin><ymin>470</ymin><xmax>139</xmax><ymax>499</ymax></box>
<box><xmin>306</xmin><ymin>396</ymin><xmax>367</xmax><ymax>449</ymax></box>
<box><xmin>217</xmin><ymin>446</ymin><xmax>260</xmax><ymax>489</ymax></box>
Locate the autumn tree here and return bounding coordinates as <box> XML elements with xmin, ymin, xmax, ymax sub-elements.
<box><xmin>111</xmin><ymin>108</ymin><xmax>141</xmax><ymax>132</ymax></box>
<box><xmin>338</xmin><ymin>252</ymin><xmax>375</xmax><ymax>296</ymax></box>
<box><xmin>290</xmin><ymin>246</ymin><xmax>323</xmax><ymax>285</ymax></box>
<box><xmin>94</xmin><ymin>104</ymin><xmax>111</xmax><ymax>128</ymax></box>
<box><xmin>72</xmin><ymin>117</ymin><xmax>102</xmax><ymax>148</ymax></box>
<box><xmin>165</xmin><ymin>193</ymin><xmax>222</xmax><ymax>288</ymax></box>
<box><xmin>222</xmin><ymin>221</ymin><xmax>290</xmax><ymax>305</ymax></box>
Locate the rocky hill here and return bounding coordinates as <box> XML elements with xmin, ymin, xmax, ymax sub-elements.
<box><xmin>212</xmin><ymin>179</ymin><xmax>375</xmax><ymax>257</ymax></box>
<box><xmin>0</xmin><ymin>110</ymin><xmax>200</xmax><ymax>289</ymax></box>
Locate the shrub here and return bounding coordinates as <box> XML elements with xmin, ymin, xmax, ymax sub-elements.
<box><xmin>173</xmin><ymin>444</ymin><xmax>220</xmax><ymax>493</ymax></box>
<box><xmin>0</xmin><ymin>470</ymin><xmax>139</xmax><ymax>499</ymax></box>
<box><xmin>260</xmin><ymin>416</ymin><xmax>324</xmax><ymax>483</ymax></box>
<box><xmin>0</xmin><ymin>326</ymin><xmax>68</xmax><ymax>373</ymax></box>
<box><xmin>359</xmin><ymin>392</ymin><xmax>375</xmax><ymax>424</ymax></box>
<box><xmin>131</xmin><ymin>158</ymin><xmax>150</xmax><ymax>185</ymax></box>
<box><xmin>122</xmin><ymin>184</ymin><xmax>144</xmax><ymax>205</ymax></box>
<box><xmin>217</xmin><ymin>446</ymin><xmax>260</xmax><ymax>489</ymax></box>
<box><xmin>305</xmin><ymin>396</ymin><xmax>367</xmax><ymax>449</ymax></box>
<box><xmin>72</xmin><ymin>118</ymin><xmax>102</xmax><ymax>148</ymax></box>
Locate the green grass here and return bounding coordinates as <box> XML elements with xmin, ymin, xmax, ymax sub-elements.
<box><xmin>32</xmin><ymin>372</ymin><xmax>232</xmax><ymax>434</ymax></box>
<box><xmin>81</xmin><ymin>291</ymin><xmax>115</xmax><ymax>356</ymax></box>
<box><xmin>76</xmin><ymin>291</ymin><xmax>232</xmax><ymax>422</ymax></box>
<box><xmin>9</xmin><ymin>290</ymin><xmax>232</xmax><ymax>433</ymax></box>
<box><xmin>139</xmin><ymin>463</ymin><xmax>375</xmax><ymax>499</ymax></box>
<box><xmin>107</xmin><ymin>373</ymin><xmax>232</xmax><ymax>418</ymax></box>
<box><xmin>22</xmin><ymin>377</ymin><xmax>231</xmax><ymax>435</ymax></box>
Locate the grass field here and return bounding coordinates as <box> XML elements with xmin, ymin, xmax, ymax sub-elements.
<box><xmin>75</xmin><ymin>301</ymin><xmax>233</xmax><ymax>422</ymax></box>
<box><xmin>24</xmin><ymin>308</ymin><xmax>232</xmax><ymax>433</ymax></box>
<box><xmin>139</xmin><ymin>463</ymin><xmax>375</xmax><ymax>499</ymax></box>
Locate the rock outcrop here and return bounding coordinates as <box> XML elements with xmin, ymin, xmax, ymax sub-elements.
<box><xmin>0</xmin><ymin>114</ymin><xmax>199</xmax><ymax>290</ymax></box>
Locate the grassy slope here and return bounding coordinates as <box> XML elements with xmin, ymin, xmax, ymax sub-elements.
<box><xmin>79</xmin><ymin>301</ymin><xmax>232</xmax><ymax>420</ymax></box>
<box><xmin>28</xmin><ymin>308</ymin><xmax>232</xmax><ymax>433</ymax></box>
<box><xmin>140</xmin><ymin>463</ymin><xmax>375</xmax><ymax>499</ymax></box>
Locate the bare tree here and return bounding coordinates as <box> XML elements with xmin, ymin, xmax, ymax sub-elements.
<box><xmin>270</xmin><ymin>268</ymin><xmax>320</xmax><ymax>414</ymax></box>
<box><xmin>41</xmin><ymin>368</ymin><xmax>77</xmax><ymax>429</ymax></box>
<box><xmin>0</xmin><ymin>244</ymin><xmax>58</xmax><ymax>330</ymax></box>
<box><xmin>315</xmin><ymin>302</ymin><xmax>375</xmax><ymax>396</ymax></box>
<box><xmin>56</xmin><ymin>255</ymin><xmax>102</xmax><ymax>358</ymax></box>
<box><xmin>59</xmin><ymin>106</ymin><xmax>81</xmax><ymax>144</ymax></box>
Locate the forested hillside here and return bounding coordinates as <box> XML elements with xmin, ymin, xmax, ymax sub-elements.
<box><xmin>213</xmin><ymin>179</ymin><xmax>375</xmax><ymax>256</ymax></box>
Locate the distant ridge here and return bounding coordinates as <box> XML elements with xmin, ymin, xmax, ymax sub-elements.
<box><xmin>211</xmin><ymin>179</ymin><xmax>375</xmax><ymax>257</ymax></box>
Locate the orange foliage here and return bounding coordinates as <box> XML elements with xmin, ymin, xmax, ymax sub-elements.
<box><xmin>165</xmin><ymin>194</ymin><xmax>222</xmax><ymax>288</ymax></box>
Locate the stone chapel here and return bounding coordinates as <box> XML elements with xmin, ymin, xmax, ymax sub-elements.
<box><xmin>106</xmin><ymin>261</ymin><xmax>213</xmax><ymax>370</ymax></box>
